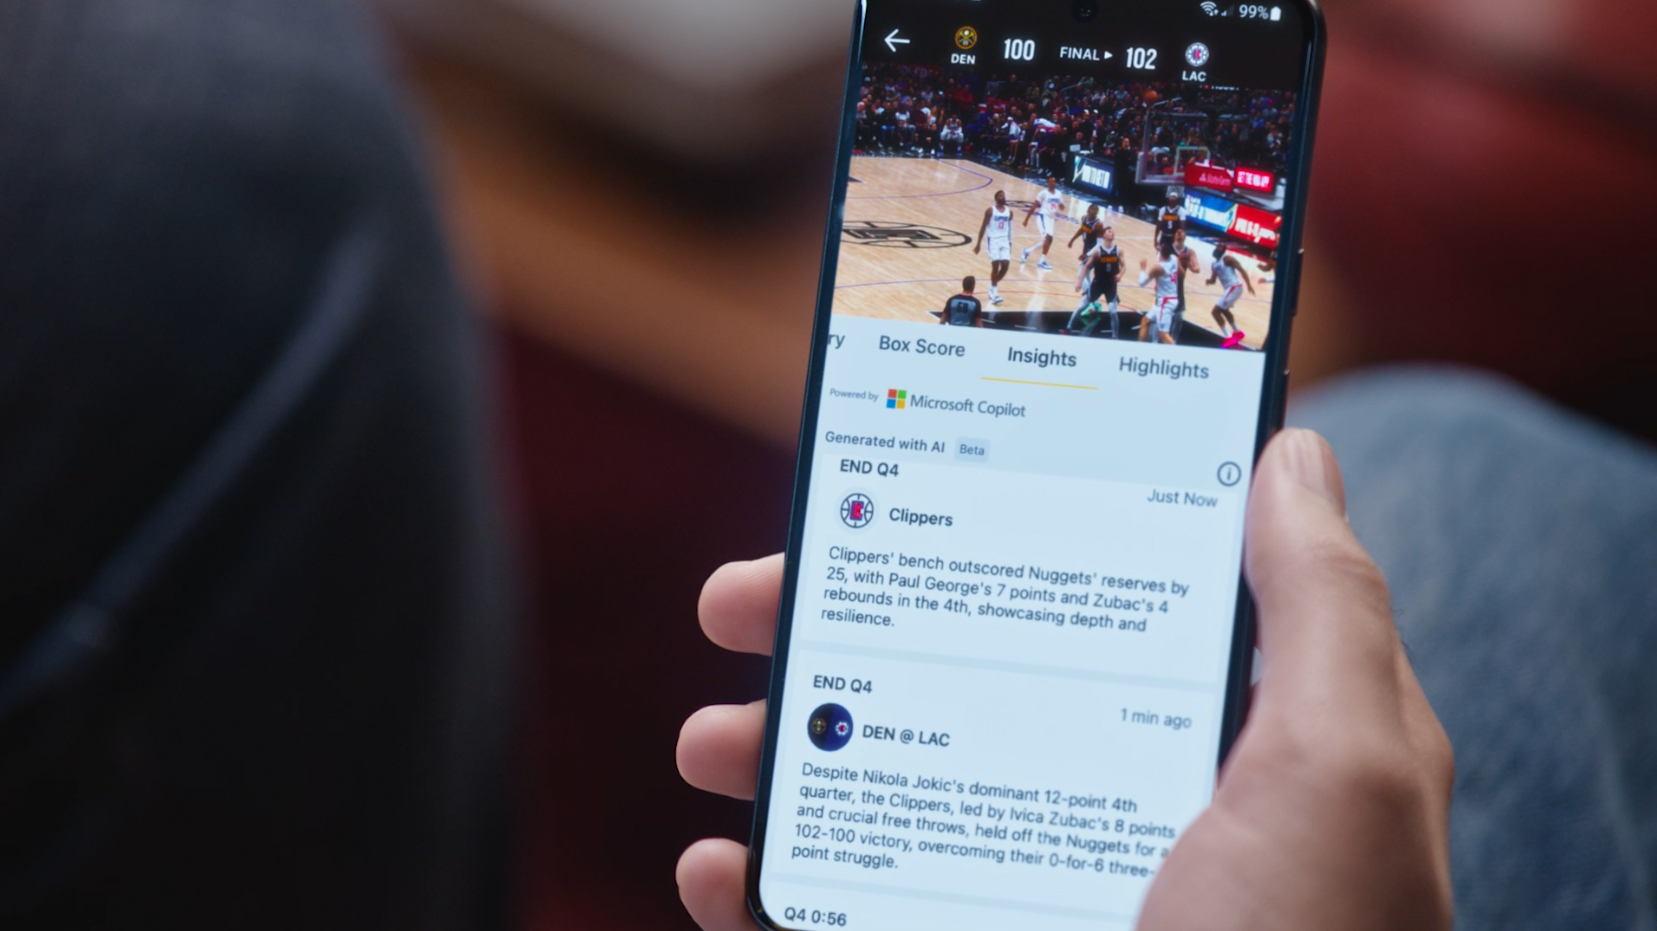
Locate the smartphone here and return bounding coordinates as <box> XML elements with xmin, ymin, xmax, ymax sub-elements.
<box><xmin>749</xmin><ymin>1</ymin><xmax>1323</xmax><ymax>928</ymax></box>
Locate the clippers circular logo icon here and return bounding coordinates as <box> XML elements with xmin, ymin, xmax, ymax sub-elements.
<box><xmin>808</xmin><ymin>703</ymin><xmax>855</xmax><ymax>752</ymax></box>
<box><xmin>954</xmin><ymin>26</ymin><xmax>978</xmax><ymax>50</ymax></box>
<box><xmin>1185</xmin><ymin>42</ymin><xmax>1212</xmax><ymax>67</ymax></box>
<box><xmin>840</xmin><ymin>493</ymin><xmax>875</xmax><ymax>529</ymax></box>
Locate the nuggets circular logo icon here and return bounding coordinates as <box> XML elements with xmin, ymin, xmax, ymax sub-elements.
<box><xmin>1185</xmin><ymin>42</ymin><xmax>1212</xmax><ymax>67</ymax></box>
<box><xmin>954</xmin><ymin>27</ymin><xmax>978</xmax><ymax>50</ymax></box>
<box><xmin>808</xmin><ymin>703</ymin><xmax>855</xmax><ymax>752</ymax></box>
<box><xmin>841</xmin><ymin>493</ymin><xmax>875</xmax><ymax>528</ymax></box>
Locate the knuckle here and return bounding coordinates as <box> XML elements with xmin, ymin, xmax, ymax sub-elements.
<box><xmin>1302</xmin><ymin>533</ymin><xmax>1389</xmax><ymax>593</ymax></box>
<box><xmin>1312</xmin><ymin>721</ymin><xmax>1446</xmax><ymax>818</ymax></box>
<box><xmin>1320</xmin><ymin>749</ymin><xmax>1419</xmax><ymax>816</ymax></box>
<box><xmin>1306</xmin><ymin>539</ymin><xmax>1394</xmax><ymax>615</ymax></box>
<box><xmin>1423</xmin><ymin>717</ymin><xmax>1456</xmax><ymax>788</ymax></box>
<box><xmin>1252</xmin><ymin>527</ymin><xmax>1392</xmax><ymax>607</ymax></box>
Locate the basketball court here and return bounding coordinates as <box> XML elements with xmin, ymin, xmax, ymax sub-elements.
<box><xmin>833</xmin><ymin>156</ymin><xmax>1274</xmax><ymax>350</ymax></box>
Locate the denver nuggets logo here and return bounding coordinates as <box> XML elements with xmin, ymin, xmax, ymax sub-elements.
<box><xmin>842</xmin><ymin>221</ymin><xmax>971</xmax><ymax>249</ymax></box>
<box><xmin>808</xmin><ymin>703</ymin><xmax>854</xmax><ymax>751</ymax></box>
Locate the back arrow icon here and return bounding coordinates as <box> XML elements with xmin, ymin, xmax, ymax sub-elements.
<box><xmin>884</xmin><ymin>29</ymin><xmax>910</xmax><ymax>52</ymax></box>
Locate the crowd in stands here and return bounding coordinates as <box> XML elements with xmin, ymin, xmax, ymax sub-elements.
<box><xmin>854</xmin><ymin>64</ymin><xmax>1296</xmax><ymax>180</ymax></box>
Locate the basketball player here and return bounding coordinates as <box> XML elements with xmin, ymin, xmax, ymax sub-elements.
<box><xmin>939</xmin><ymin>276</ymin><xmax>985</xmax><ymax>327</ymax></box>
<box><xmin>1205</xmin><ymin>243</ymin><xmax>1256</xmax><ymax>347</ymax></box>
<box><xmin>1169</xmin><ymin>228</ymin><xmax>1201</xmax><ymax>342</ymax></box>
<box><xmin>1137</xmin><ymin>244</ymin><xmax>1181</xmax><ymax>345</ymax></box>
<box><xmin>1069</xmin><ymin>225</ymin><xmax>1124</xmax><ymax>338</ymax></box>
<box><xmin>1066</xmin><ymin>204</ymin><xmax>1103</xmax><ymax>263</ymax></box>
<box><xmin>1155</xmin><ymin>189</ymin><xmax>1186</xmax><ymax>254</ymax></box>
<box><xmin>1257</xmin><ymin>247</ymin><xmax>1278</xmax><ymax>284</ymax></box>
<box><xmin>1020</xmin><ymin>176</ymin><xmax>1064</xmax><ymax>271</ymax></box>
<box><xmin>973</xmin><ymin>189</ymin><xmax>1014</xmax><ymax>304</ymax></box>
<box><xmin>940</xmin><ymin>115</ymin><xmax>964</xmax><ymax>157</ymax></box>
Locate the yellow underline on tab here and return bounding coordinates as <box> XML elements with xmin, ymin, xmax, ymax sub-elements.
<box><xmin>980</xmin><ymin>376</ymin><xmax>1099</xmax><ymax>390</ymax></box>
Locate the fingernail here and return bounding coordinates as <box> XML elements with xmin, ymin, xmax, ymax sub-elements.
<box><xmin>1280</xmin><ymin>428</ymin><xmax>1345</xmax><ymax>514</ymax></box>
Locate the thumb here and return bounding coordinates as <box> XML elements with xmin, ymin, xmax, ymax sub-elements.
<box><xmin>1243</xmin><ymin>429</ymin><xmax>1398</xmax><ymax>718</ymax></box>
<box><xmin>1150</xmin><ymin>431</ymin><xmax>1455</xmax><ymax>931</ymax></box>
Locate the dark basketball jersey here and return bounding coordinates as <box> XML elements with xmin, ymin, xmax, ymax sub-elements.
<box><xmin>1156</xmin><ymin>205</ymin><xmax>1184</xmax><ymax>243</ymax></box>
<box><xmin>1086</xmin><ymin>243</ymin><xmax>1121</xmax><ymax>301</ymax></box>
<box><xmin>943</xmin><ymin>294</ymin><xmax>983</xmax><ymax>326</ymax></box>
<box><xmin>1080</xmin><ymin>219</ymin><xmax>1101</xmax><ymax>256</ymax></box>
<box><xmin>1091</xmin><ymin>244</ymin><xmax>1122</xmax><ymax>284</ymax></box>
<box><xmin>1173</xmin><ymin>245</ymin><xmax>1192</xmax><ymax>310</ymax></box>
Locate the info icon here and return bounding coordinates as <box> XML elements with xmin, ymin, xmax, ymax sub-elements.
<box><xmin>808</xmin><ymin>703</ymin><xmax>854</xmax><ymax>752</ymax></box>
<box><xmin>840</xmin><ymin>493</ymin><xmax>875</xmax><ymax>529</ymax></box>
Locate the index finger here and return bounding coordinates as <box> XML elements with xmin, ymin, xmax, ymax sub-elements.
<box><xmin>699</xmin><ymin>554</ymin><xmax>784</xmax><ymax>656</ymax></box>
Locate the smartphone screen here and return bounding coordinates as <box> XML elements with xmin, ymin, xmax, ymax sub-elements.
<box><xmin>751</xmin><ymin>2</ymin><xmax>1322</xmax><ymax>928</ymax></box>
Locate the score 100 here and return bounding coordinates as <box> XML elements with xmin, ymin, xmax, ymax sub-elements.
<box><xmin>1002</xmin><ymin>38</ymin><xmax>1036</xmax><ymax>61</ymax></box>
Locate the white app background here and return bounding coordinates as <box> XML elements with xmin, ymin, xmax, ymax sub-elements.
<box><xmin>758</xmin><ymin>317</ymin><xmax>1267</xmax><ymax>931</ymax></box>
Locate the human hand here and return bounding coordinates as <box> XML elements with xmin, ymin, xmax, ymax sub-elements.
<box><xmin>675</xmin><ymin>555</ymin><xmax>782</xmax><ymax>931</ymax></box>
<box><xmin>1136</xmin><ymin>428</ymin><xmax>1454</xmax><ymax>929</ymax></box>
<box><xmin>674</xmin><ymin>429</ymin><xmax>1454</xmax><ymax>931</ymax></box>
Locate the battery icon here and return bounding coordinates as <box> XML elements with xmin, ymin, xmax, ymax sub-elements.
<box><xmin>1270</xmin><ymin>6</ymin><xmax>1281</xmax><ymax>19</ymax></box>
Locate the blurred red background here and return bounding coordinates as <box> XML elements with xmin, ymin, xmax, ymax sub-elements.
<box><xmin>1311</xmin><ymin>0</ymin><xmax>1657</xmax><ymax>433</ymax></box>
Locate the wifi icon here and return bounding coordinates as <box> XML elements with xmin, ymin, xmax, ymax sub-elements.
<box><xmin>1201</xmin><ymin>1</ymin><xmax>1221</xmax><ymax>14</ymax></box>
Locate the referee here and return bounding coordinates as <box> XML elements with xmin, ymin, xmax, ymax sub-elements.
<box><xmin>940</xmin><ymin>276</ymin><xmax>986</xmax><ymax>327</ymax></box>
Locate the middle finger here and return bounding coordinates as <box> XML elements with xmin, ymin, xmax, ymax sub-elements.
<box><xmin>678</xmin><ymin>700</ymin><xmax>767</xmax><ymax>800</ymax></box>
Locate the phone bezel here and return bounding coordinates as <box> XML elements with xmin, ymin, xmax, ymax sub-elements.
<box><xmin>745</xmin><ymin>2</ymin><xmax>1327</xmax><ymax>925</ymax></box>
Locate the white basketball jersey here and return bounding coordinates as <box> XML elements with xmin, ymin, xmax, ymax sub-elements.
<box><xmin>1216</xmin><ymin>257</ymin><xmax>1241</xmax><ymax>289</ymax></box>
<box><xmin>988</xmin><ymin>205</ymin><xmax>1012</xmax><ymax>243</ymax></box>
<box><xmin>1040</xmin><ymin>189</ymin><xmax>1064</xmax><ymax>217</ymax></box>
<box><xmin>1156</xmin><ymin>256</ymin><xmax>1181</xmax><ymax>302</ymax></box>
